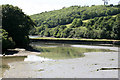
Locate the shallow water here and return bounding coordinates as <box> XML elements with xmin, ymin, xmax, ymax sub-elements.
<box><xmin>24</xmin><ymin>55</ymin><xmax>54</xmax><ymax>62</ymax></box>
<box><xmin>1</xmin><ymin>42</ymin><xmax>118</xmax><ymax>78</ymax></box>
<box><xmin>31</xmin><ymin>42</ymin><xmax>114</xmax><ymax>60</ymax></box>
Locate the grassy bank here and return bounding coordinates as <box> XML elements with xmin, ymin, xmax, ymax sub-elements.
<box><xmin>30</xmin><ymin>37</ymin><xmax>120</xmax><ymax>42</ymax></box>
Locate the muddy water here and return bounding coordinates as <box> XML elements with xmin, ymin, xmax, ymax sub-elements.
<box><xmin>1</xmin><ymin>42</ymin><xmax>118</xmax><ymax>78</ymax></box>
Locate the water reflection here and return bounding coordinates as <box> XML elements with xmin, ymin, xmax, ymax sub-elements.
<box><xmin>24</xmin><ymin>55</ymin><xmax>54</xmax><ymax>62</ymax></box>
<box><xmin>1</xmin><ymin>42</ymin><xmax>115</xmax><ymax>77</ymax></box>
<box><xmin>31</xmin><ymin>42</ymin><xmax>113</xmax><ymax>60</ymax></box>
<box><xmin>30</xmin><ymin>42</ymin><xmax>70</xmax><ymax>47</ymax></box>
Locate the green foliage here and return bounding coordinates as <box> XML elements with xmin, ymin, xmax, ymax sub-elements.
<box><xmin>30</xmin><ymin>5</ymin><xmax>120</xmax><ymax>40</ymax></box>
<box><xmin>2</xmin><ymin>4</ymin><xmax>36</xmax><ymax>48</ymax></box>
<box><xmin>70</xmin><ymin>18</ymin><xmax>83</xmax><ymax>28</ymax></box>
<box><xmin>32</xmin><ymin>14</ymin><xmax>120</xmax><ymax>39</ymax></box>
<box><xmin>31</xmin><ymin>5</ymin><xmax>120</xmax><ymax>28</ymax></box>
<box><xmin>112</xmin><ymin>14</ymin><xmax>120</xmax><ymax>39</ymax></box>
<box><xmin>1</xmin><ymin>29</ymin><xmax>15</xmax><ymax>53</ymax></box>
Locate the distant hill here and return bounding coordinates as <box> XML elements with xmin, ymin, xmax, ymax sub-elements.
<box><xmin>30</xmin><ymin>5</ymin><xmax>120</xmax><ymax>39</ymax></box>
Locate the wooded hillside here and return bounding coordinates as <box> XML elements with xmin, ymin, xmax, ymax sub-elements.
<box><xmin>30</xmin><ymin>5</ymin><xmax>120</xmax><ymax>39</ymax></box>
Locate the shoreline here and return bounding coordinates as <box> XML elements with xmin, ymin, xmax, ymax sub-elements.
<box><xmin>30</xmin><ymin>38</ymin><xmax>120</xmax><ymax>45</ymax></box>
<box><xmin>29</xmin><ymin>37</ymin><xmax>120</xmax><ymax>42</ymax></box>
<box><xmin>0</xmin><ymin>48</ymin><xmax>41</xmax><ymax>57</ymax></box>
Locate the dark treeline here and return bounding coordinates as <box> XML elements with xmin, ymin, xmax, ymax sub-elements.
<box><xmin>30</xmin><ymin>5</ymin><xmax>120</xmax><ymax>39</ymax></box>
<box><xmin>1</xmin><ymin>4</ymin><xmax>35</xmax><ymax>54</ymax></box>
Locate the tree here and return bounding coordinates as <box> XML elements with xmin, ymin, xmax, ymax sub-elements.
<box><xmin>1</xmin><ymin>29</ymin><xmax>15</xmax><ymax>53</ymax></box>
<box><xmin>44</xmin><ymin>28</ymin><xmax>50</xmax><ymax>37</ymax></box>
<box><xmin>102</xmin><ymin>0</ymin><xmax>110</xmax><ymax>5</ymax></box>
<box><xmin>112</xmin><ymin>14</ymin><xmax>120</xmax><ymax>39</ymax></box>
<box><xmin>29</xmin><ymin>5</ymin><xmax>120</xmax><ymax>39</ymax></box>
<box><xmin>73</xmin><ymin>27</ymin><xmax>88</xmax><ymax>38</ymax></box>
<box><xmin>70</xmin><ymin>18</ymin><xmax>83</xmax><ymax>28</ymax></box>
<box><xmin>2</xmin><ymin>4</ymin><xmax>36</xmax><ymax>48</ymax></box>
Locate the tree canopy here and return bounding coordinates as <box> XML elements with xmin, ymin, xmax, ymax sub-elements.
<box><xmin>31</xmin><ymin>5</ymin><xmax>120</xmax><ymax>28</ymax></box>
<box><xmin>30</xmin><ymin>5</ymin><xmax>120</xmax><ymax>40</ymax></box>
<box><xmin>2</xmin><ymin>4</ymin><xmax>35</xmax><ymax>53</ymax></box>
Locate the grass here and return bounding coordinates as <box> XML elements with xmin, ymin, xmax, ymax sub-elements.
<box><xmin>35</xmin><ymin>46</ymin><xmax>113</xmax><ymax>60</ymax></box>
<box><xmin>30</xmin><ymin>14</ymin><xmax>120</xmax><ymax>42</ymax></box>
<box><xmin>82</xmin><ymin>14</ymin><xmax>117</xmax><ymax>23</ymax></box>
<box><xmin>66</xmin><ymin>23</ymin><xmax>72</xmax><ymax>28</ymax></box>
<box><xmin>64</xmin><ymin>19</ymin><xmax>91</xmax><ymax>27</ymax></box>
<box><xmin>30</xmin><ymin>37</ymin><xmax>120</xmax><ymax>42</ymax></box>
<box><xmin>50</xmin><ymin>15</ymin><xmax>118</xmax><ymax>31</ymax></box>
<box><xmin>112</xmin><ymin>15</ymin><xmax>117</xmax><ymax>17</ymax></box>
<box><xmin>83</xmin><ymin>19</ymin><xmax>90</xmax><ymax>23</ymax></box>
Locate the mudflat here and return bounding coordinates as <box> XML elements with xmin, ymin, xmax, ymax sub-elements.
<box><xmin>2</xmin><ymin>45</ymin><xmax>119</xmax><ymax>78</ymax></box>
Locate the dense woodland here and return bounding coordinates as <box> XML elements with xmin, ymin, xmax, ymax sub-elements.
<box><xmin>1</xmin><ymin>5</ymin><xmax>35</xmax><ymax>53</ymax></box>
<box><xmin>30</xmin><ymin>5</ymin><xmax>120</xmax><ymax>39</ymax></box>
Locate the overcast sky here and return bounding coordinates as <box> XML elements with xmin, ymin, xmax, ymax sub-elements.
<box><xmin>1</xmin><ymin>0</ymin><xmax>120</xmax><ymax>15</ymax></box>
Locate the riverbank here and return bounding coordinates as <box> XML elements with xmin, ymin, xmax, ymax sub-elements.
<box><xmin>30</xmin><ymin>37</ymin><xmax>120</xmax><ymax>45</ymax></box>
<box><xmin>30</xmin><ymin>37</ymin><xmax>120</xmax><ymax>41</ymax></box>
<box><xmin>3</xmin><ymin>45</ymin><xmax>119</xmax><ymax>78</ymax></box>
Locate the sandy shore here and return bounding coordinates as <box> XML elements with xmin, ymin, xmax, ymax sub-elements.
<box><xmin>3</xmin><ymin>45</ymin><xmax>119</xmax><ymax>78</ymax></box>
